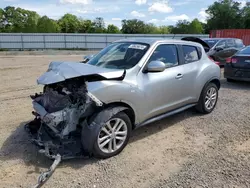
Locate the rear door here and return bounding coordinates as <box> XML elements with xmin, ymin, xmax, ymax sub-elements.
<box><xmin>180</xmin><ymin>45</ymin><xmax>201</xmax><ymax>103</ymax></box>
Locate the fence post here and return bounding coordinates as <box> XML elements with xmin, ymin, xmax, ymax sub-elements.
<box><xmin>43</xmin><ymin>34</ymin><xmax>46</xmax><ymax>49</ymax></box>
<box><xmin>85</xmin><ymin>35</ymin><xmax>87</xmax><ymax>49</ymax></box>
<box><xmin>0</xmin><ymin>34</ymin><xmax>2</xmax><ymax>49</ymax></box>
<box><xmin>105</xmin><ymin>34</ymin><xmax>108</xmax><ymax>47</ymax></box>
<box><xmin>64</xmin><ymin>34</ymin><xmax>67</xmax><ymax>49</ymax></box>
<box><xmin>21</xmin><ymin>33</ymin><xmax>24</xmax><ymax>51</ymax></box>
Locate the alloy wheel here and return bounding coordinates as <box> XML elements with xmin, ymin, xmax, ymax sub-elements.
<box><xmin>98</xmin><ymin>118</ymin><xmax>128</xmax><ymax>154</ymax></box>
<box><xmin>205</xmin><ymin>87</ymin><xmax>217</xmax><ymax>110</ymax></box>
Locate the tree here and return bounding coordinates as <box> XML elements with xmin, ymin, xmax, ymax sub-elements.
<box><xmin>3</xmin><ymin>6</ymin><xmax>40</xmax><ymax>32</ymax></box>
<box><xmin>107</xmin><ymin>24</ymin><xmax>120</xmax><ymax>33</ymax></box>
<box><xmin>79</xmin><ymin>19</ymin><xmax>94</xmax><ymax>33</ymax></box>
<box><xmin>37</xmin><ymin>16</ymin><xmax>60</xmax><ymax>33</ymax></box>
<box><xmin>58</xmin><ymin>13</ymin><xmax>80</xmax><ymax>33</ymax></box>
<box><xmin>158</xmin><ymin>26</ymin><xmax>170</xmax><ymax>34</ymax></box>
<box><xmin>189</xmin><ymin>19</ymin><xmax>203</xmax><ymax>34</ymax></box>
<box><xmin>206</xmin><ymin>0</ymin><xmax>242</xmax><ymax>30</ymax></box>
<box><xmin>121</xmin><ymin>19</ymin><xmax>146</xmax><ymax>34</ymax></box>
<box><xmin>171</xmin><ymin>20</ymin><xmax>190</xmax><ymax>34</ymax></box>
<box><xmin>242</xmin><ymin>4</ymin><xmax>250</xmax><ymax>28</ymax></box>
<box><xmin>92</xmin><ymin>17</ymin><xmax>106</xmax><ymax>33</ymax></box>
<box><xmin>0</xmin><ymin>8</ymin><xmax>4</xmax><ymax>32</ymax></box>
<box><xmin>22</xmin><ymin>10</ymin><xmax>40</xmax><ymax>33</ymax></box>
<box><xmin>144</xmin><ymin>23</ymin><xmax>159</xmax><ymax>34</ymax></box>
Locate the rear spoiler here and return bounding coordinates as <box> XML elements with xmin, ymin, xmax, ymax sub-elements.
<box><xmin>181</xmin><ymin>37</ymin><xmax>210</xmax><ymax>52</ymax></box>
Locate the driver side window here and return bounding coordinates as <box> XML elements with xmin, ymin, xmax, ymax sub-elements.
<box><xmin>148</xmin><ymin>44</ymin><xmax>179</xmax><ymax>68</ymax></box>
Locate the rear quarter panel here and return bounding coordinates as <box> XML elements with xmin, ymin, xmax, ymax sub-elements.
<box><xmin>194</xmin><ymin>60</ymin><xmax>221</xmax><ymax>100</ymax></box>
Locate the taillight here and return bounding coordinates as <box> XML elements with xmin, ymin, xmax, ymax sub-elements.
<box><xmin>208</xmin><ymin>56</ymin><xmax>220</xmax><ymax>66</ymax></box>
<box><xmin>231</xmin><ymin>58</ymin><xmax>237</xmax><ymax>63</ymax></box>
<box><xmin>208</xmin><ymin>56</ymin><xmax>214</xmax><ymax>61</ymax></box>
<box><xmin>226</xmin><ymin>58</ymin><xmax>231</xmax><ymax>63</ymax></box>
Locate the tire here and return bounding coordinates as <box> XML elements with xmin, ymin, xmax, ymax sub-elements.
<box><xmin>92</xmin><ymin>111</ymin><xmax>132</xmax><ymax>159</ymax></box>
<box><xmin>196</xmin><ymin>83</ymin><xmax>218</xmax><ymax>114</ymax></box>
<box><xmin>227</xmin><ymin>78</ymin><xmax>234</xmax><ymax>82</ymax></box>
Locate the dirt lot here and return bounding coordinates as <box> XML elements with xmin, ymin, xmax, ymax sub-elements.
<box><xmin>0</xmin><ymin>55</ymin><xmax>250</xmax><ymax>188</ymax></box>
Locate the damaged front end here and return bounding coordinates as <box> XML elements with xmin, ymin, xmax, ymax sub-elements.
<box><xmin>25</xmin><ymin>62</ymin><xmax>126</xmax><ymax>160</ymax></box>
<box><xmin>26</xmin><ymin>78</ymin><xmax>103</xmax><ymax>159</ymax></box>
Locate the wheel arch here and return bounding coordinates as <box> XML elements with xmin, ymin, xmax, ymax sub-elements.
<box><xmin>198</xmin><ymin>77</ymin><xmax>220</xmax><ymax>99</ymax></box>
<box><xmin>105</xmin><ymin>101</ymin><xmax>136</xmax><ymax>129</ymax></box>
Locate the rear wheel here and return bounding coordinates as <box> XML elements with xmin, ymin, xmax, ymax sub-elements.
<box><xmin>92</xmin><ymin>112</ymin><xmax>132</xmax><ymax>159</ymax></box>
<box><xmin>196</xmin><ymin>83</ymin><xmax>218</xmax><ymax>114</ymax></box>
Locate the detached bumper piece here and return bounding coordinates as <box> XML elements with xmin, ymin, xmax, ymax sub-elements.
<box><xmin>33</xmin><ymin>154</ymin><xmax>61</xmax><ymax>188</ymax></box>
<box><xmin>25</xmin><ymin>79</ymin><xmax>103</xmax><ymax>160</ymax></box>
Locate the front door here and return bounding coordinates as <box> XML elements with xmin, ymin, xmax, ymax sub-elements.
<box><xmin>137</xmin><ymin>44</ymin><xmax>187</xmax><ymax>121</ymax></box>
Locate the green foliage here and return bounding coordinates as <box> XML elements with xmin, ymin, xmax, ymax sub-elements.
<box><xmin>107</xmin><ymin>24</ymin><xmax>120</xmax><ymax>33</ymax></box>
<box><xmin>121</xmin><ymin>19</ymin><xmax>146</xmax><ymax>34</ymax></box>
<box><xmin>37</xmin><ymin>16</ymin><xmax>60</xmax><ymax>33</ymax></box>
<box><xmin>241</xmin><ymin>4</ymin><xmax>250</xmax><ymax>28</ymax></box>
<box><xmin>158</xmin><ymin>26</ymin><xmax>170</xmax><ymax>34</ymax></box>
<box><xmin>0</xmin><ymin>8</ymin><xmax>4</xmax><ymax>32</ymax></box>
<box><xmin>79</xmin><ymin>19</ymin><xmax>94</xmax><ymax>33</ymax></box>
<box><xmin>58</xmin><ymin>14</ymin><xmax>80</xmax><ymax>33</ymax></box>
<box><xmin>189</xmin><ymin>19</ymin><xmax>204</xmax><ymax>34</ymax></box>
<box><xmin>206</xmin><ymin>0</ymin><xmax>244</xmax><ymax>30</ymax></box>
<box><xmin>92</xmin><ymin>17</ymin><xmax>106</xmax><ymax>33</ymax></box>
<box><xmin>3</xmin><ymin>6</ymin><xmax>40</xmax><ymax>33</ymax></box>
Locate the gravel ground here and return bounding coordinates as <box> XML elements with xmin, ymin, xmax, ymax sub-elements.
<box><xmin>0</xmin><ymin>55</ymin><xmax>250</xmax><ymax>188</ymax></box>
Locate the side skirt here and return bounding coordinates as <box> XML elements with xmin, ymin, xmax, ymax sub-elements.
<box><xmin>135</xmin><ymin>103</ymin><xmax>197</xmax><ymax>129</ymax></box>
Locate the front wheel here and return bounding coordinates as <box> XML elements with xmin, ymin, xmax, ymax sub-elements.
<box><xmin>92</xmin><ymin>111</ymin><xmax>132</xmax><ymax>159</ymax></box>
<box><xmin>196</xmin><ymin>83</ymin><xmax>218</xmax><ymax>114</ymax></box>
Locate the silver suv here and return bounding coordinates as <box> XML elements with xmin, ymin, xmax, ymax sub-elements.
<box><xmin>26</xmin><ymin>38</ymin><xmax>221</xmax><ymax>159</ymax></box>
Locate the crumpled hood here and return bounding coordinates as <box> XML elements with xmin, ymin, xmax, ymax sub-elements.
<box><xmin>37</xmin><ymin>62</ymin><xmax>125</xmax><ymax>85</ymax></box>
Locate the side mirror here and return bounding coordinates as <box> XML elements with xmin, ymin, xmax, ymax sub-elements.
<box><xmin>81</xmin><ymin>54</ymin><xmax>95</xmax><ymax>63</ymax></box>
<box><xmin>146</xmin><ymin>61</ymin><xmax>166</xmax><ymax>73</ymax></box>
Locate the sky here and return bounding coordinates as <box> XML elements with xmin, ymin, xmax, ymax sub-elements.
<box><xmin>0</xmin><ymin>0</ymin><xmax>248</xmax><ymax>28</ymax></box>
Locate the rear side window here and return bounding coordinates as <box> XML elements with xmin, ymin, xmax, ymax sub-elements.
<box><xmin>235</xmin><ymin>39</ymin><xmax>244</xmax><ymax>48</ymax></box>
<box><xmin>227</xmin><ymin>39</ymin><xmax>235</xmax><ymax>47</ymax></box>
<box><xmin>148</xmin><ymin>44</ymin><xmax>179</xmax><ymax>68</ymax></box>
<box><xmin>216</xmin><ymin>40</ymin><xmax>226</xmax><ymax>49</ymax></box>
<box><xmin>182</xmin><ymin>45</ymin><xmax>199</xmax><ymax>63</ymax></box>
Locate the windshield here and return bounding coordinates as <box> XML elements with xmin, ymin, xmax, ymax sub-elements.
<box><xmin>87</xmin><ymin>42</ymin><xmax>149</xmax><ymax>69</ymax></box>
<box><xmin>237</xmin><ymin>46</ymin><xmax>250</xmax><ymax>54</ymax></box>
<box><xmin>203</xmin><ymin>39</ymin><xmax>220</xmax><ymax>48</ymax></box>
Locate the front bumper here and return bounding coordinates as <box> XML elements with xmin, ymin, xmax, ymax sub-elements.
<box><xmin>224</xmin><ymin>65</ymin><xmax>250</xmax><ymax>81</ymax></box>
<box><xmin>25</xmin><ymin>118</ymin><xmax>84</xmax><ymax>160</ymax></box>
<box><xmin>26</xmin><ymin>93</ymin><xmax>101</xmax><ymax>159</ymax></box>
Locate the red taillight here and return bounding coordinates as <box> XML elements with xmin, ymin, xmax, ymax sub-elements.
<box><xmin>231</xmin><ymin>58</ymin><xmax>237</xmax><ymax>63</ymax></box>
<box><xmin>226</xmin><ymin>58</ymin><xmax>231</xmax><ymax>63</ymax></box>
<box><xmin>208</xmin><ymin>56</ymin><xmax>214</xmax><ymax>61</ymax></box>
<box><xmin>208</xmin><ymin>56</ymin><xmax>220</xmax><ymax>66</ymax></box>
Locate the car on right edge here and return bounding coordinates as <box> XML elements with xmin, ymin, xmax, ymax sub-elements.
<box><xmin>224</xmin><ymin>45</ymin><xmax>250</xmax><ymax>82</ymax></box>
<box><xmin>181</xmin><ymin>37</ymin><xmax>245</xmax><ymax>66</ymax></box>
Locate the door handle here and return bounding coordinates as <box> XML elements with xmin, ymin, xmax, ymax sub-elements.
<box><xmin>175</xmin><ymin>73</ymin><xmax>183</xmax><ymax>79</ymax></box>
